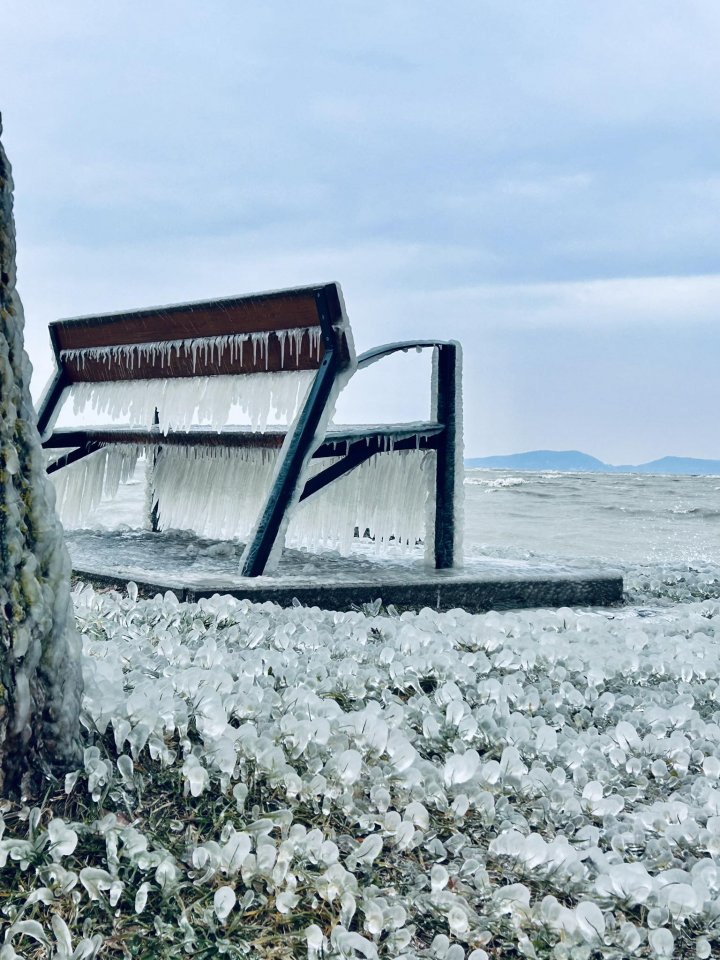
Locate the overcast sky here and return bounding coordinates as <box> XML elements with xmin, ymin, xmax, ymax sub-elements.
<box><xmin>3</xmin><ymin>1</ymin><xmax>719</xmax><ymax>463</ymax></box>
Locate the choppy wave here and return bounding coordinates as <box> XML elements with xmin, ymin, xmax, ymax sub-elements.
<box><xmin>464</xmin><ymin>475</ymin><xmax>527</xmax><ymax>489</ymax></box>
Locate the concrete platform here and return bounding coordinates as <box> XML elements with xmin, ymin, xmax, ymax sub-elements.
<box><xmin>67</xmin><ymin>530</ymin><xmax>623</xmax><ymax>613</ymax></box>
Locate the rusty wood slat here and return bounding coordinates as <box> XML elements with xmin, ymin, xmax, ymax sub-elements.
<box><xmin>61</xmin><ymin>331</ymin><xmax>330</xmax><ymax>382</ymax></box>
<box><xmin>53</xmin><ymin>290</ymin><xmax>327</xmax><ymax>351</ymax></box>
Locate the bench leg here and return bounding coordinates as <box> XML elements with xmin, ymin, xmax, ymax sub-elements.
<box><xmin>145</xmin><ymin>409</ymin><xmax>161</xmax><ymax>532</ymax></box>
<box><xmin>241</xmin><ymin>350</ymin><xmax>341</xmax><ymax>577</ymax></box>
<box><xmin>144</xmin><ymin>447</ymin><xmax>160</xmax><ymax>532</ymax></box>
<box><xmin>433</xmin><ymin>343</ymin><xmax>462</xmax><ymax>568</ymax></box>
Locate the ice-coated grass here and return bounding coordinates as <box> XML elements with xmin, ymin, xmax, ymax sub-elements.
<box><xmin>2</xmin><ymin>584</ymin><xmax>720</xmax><ymax>958</ymax></box>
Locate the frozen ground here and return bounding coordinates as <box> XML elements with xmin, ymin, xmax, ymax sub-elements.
<box><xmin>2</xmin><ymin>470</ymin><xmax>719</xmax><ymax>957</ymax></box>
<box><xmin>3</xmin><ymin>582</ymin><xmax>720</xmax><ymax>958</ymax></box>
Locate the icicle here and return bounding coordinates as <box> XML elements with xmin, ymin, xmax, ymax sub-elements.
<box><xmin>65</xmin><ymin>371</ymin><xmax>315</xmax><ymax>434</ymax></box>
<box><xmin>51</xmin><ymin>444</ymin><xmax>142</xmax><ymax>528</ymax></box>
<box><xmin>152</xmin><ymin>446</ymin><xmax>281</xmax><ymax>540</ymax></box>
<box><xmin>287</xmin><ymin>449</ymin><xmax>430</xmax><ymax>556</ymax></box>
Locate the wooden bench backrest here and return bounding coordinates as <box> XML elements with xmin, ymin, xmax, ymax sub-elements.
<box><xmin>49</xmin><ymin>282</ymin><xmax>352</xmax><ymax>383</ymax></box>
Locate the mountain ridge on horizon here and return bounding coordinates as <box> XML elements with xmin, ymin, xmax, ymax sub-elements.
<box><xmin>465</xmin><ymin>449</ymin><xmax>720</xmax><ymax>476</ymax></box>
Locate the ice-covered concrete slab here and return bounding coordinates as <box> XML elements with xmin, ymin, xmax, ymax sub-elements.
<box><xmin>66</xmin><ymin>529</ymin><xmax>622</xmax><ymax>612</ymax></box>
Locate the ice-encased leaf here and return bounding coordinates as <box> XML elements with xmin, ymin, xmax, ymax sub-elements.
<box><xmin>222</xmin><ymin>831</ymin><xmax>252</xmax><ymax>875</ymax></box>
<box><xmin>444</xmin><ymin>749</ymin><xmax>480</xmax><ymax>786</ymax></box>
<box><xmin>64</xmin><ymin>771</ymin><xmax>80</xmax><ymax>795</ymax></box>
<box><xmin>213</xmin><ymin>886</ymin><xmax>236</xmax><ymax>921</ymax></box>
<box><xmin>306</xmin><ymin>924</ymin><xmax>324</xmax><ymax>955</ymax></box>
<box><xmin>51</xmin><ymin>914</ymin><xmax>73</xmax><ymax>956</ymax></box>
<box><xmin>431</xmin><ymin>865</ymin><xmax>449</xmax><ymax>891</ymax></box>
<box><xmin>575</xmin><ymin>901</ymin><xmax>605</xmax><ymax>941</ymax></box>
<box><xmin>155</xmin><ymin>858</ymin><xmax>179</xmax><ymax>890</ymax></box>
<box><xmin>493</xmin><ymin>883</ymin><xmax>531</xmax><ymax>912</ymax></box>
<box><xmin>79</xmin><ymin>867</ymin><xmax>114</xmax><ymax>900</ymax></box>
<box><xmin>277</xmin><ymin>889</ymin><xmax>300</xmax><ymax>914</ymax></box>
<box><xmin>134</xmin><ymin>882</ymin><xmax>151</xmax><ymax>914</ymax></box>
<box><xmin>25</xmin><ymin>886</ymin><xmax>54</xmax><ymax>906</ymax></box>
<box><xmin>350</xmin><ymin>833</ymin><xmax>383</xmax><ymax>867</ymax></box>
<box><xmin>696</xmin><ymin>937</ymin><xmax>712</xmax><ymax>959</ymax></box>
<box><xmin>489</xmin><ymin>829</ymin><xmax>525</xmax><ymax>859</ymax></box>
<box><xmin>363</xmin><ymin>900</ymin><xmax>385</xmax><ymax>936</ymax></box>
<box><xmin>595</xmin><ymin>862</ymin><xmax>654</xmax><ymax>904</ymax></box>
<box><xmin>337</xmin><ymin>749</ymin><xmax>363</xmax><ymax>784</ymax></box>
<box><xmin>47</xmin><ymin>819</ymin><xmax>78</xmax><ymax>860</ymax></box>
<box><xmin>447</xmin><ymin>906</ymin><xmax>469</xmax><ymax>934</ymax></box>
<box><xmin>659</xmin><ymin>882</ymin><xmax>699</xmax><ymax>921</ymax></box>
<box><xmin>7</xmin><ymin>920</ymin><xmax>50</xmax><ymax>945</ymax></box>
<box><xmin>117</xmin><ymin>754</ymin><xmax>134</xmax><ymax>783</ymax></box>
<box><xmin>182</xmin><ymin>755</ymin><xmax>209</xmax><ymax>797</ymax></box>
<box><xmin>615</xmin><ymin>720</ymin><xmax>641</xmax><ymax>750</ymax></box>
<box><xmin>648</xmin><ymin>927</ymin><xmax>674</xmax><ymax>958</ymax></box>
<box><xmin>499</xmin><ymin>746</ymin><xmax>527</xmax><ymax>781</ymax></box>
<box><xmin>386</xmin><ymin>732</ymin><xmax>416</xmax><ymax>772</ymax></box>
<box><xmin>330</xmin><ymin>926</ymin><xmax>378</xmax><ymax>959</ymax></box>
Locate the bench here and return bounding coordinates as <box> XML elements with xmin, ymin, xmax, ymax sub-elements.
<box><xmin>37</xmin><ymin>282</ymin><xmax>462</xmax><ymax>576</ymax></box>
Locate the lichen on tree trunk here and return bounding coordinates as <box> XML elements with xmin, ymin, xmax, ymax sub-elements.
<box><xmin>0</xmin><ymin>116</ymin><xmax>83</xmax><ymax>798</ymax></box>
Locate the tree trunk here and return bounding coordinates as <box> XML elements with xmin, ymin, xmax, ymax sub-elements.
<box><xmin>0</xmin><ymin>116</ymin><xmax>83</xmax><ymax>798</ymax></box>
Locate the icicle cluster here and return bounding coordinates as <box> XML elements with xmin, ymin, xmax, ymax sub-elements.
<box><xmin>67</xmin><ymin>371</ymin><xmax>315</xmax><ymax>433</ymax></box>
<box><xmin>53</xmin><ymin>446</ymin><xmax>142</xmax><ymax>529</ymax></box>
<box><xmin>52</xmin><ymin>446</ymin><xmax>430</xmax><ymax>555</ymax></box>
<box><xmin>289</xmin><ymin>450</ymin><xmax>431</xmax><ymax>554</ymax></box>
<box><xmin>152</xmin><ymin>447</ymin><xmax>279</xmax><ymax>541</ymax></box>
<box><xmin>60</xmin><ymin>326</ymin><xmax>322</xmax><ymax>374</ymax></box>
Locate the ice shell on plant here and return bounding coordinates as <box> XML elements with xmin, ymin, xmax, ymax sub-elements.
<box><xmin>47</xmin><ymin>820</ymin><xmax>78</xmax><ymax>861</ymax></box>
<box><xmin>575</xmin><ymin>901</ymin><xmax>606</xmax><ymax>941</ymax></box>
<box><xmin>648</xmin><ymin>927</ymin><xmax>674</xmax><ymax>957</ymax></box>
<box><xmin>444</xmin><ymin>749</ymin><xmax>480</xmax><ymax>786</ymax></box>
<box><xmin>213</xmin><ymin>886</ymin><xmax>236</xmax><ymax>921</ymax></box>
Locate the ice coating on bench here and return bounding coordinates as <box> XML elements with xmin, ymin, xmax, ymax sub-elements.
<box><xmin>64</xmin><ymin>371</ymin><xmax>315</xmax><ymax>432</ymax></box>
<box><xmin>53</xmin><ymin>445</ymin><xmax>142</xmax><ymax>527</ymax></box>
<box><xmin>289</xmin><ymin>449</ymin><xmax>430</xmax><ymax>554</ymax></box>
<box><xmin>59</xmin><ymin>326</ymin><xmax>323</xmax><ymax>373</ymax></box>
<box><xmin>51</xmin><ymin>445</ymin><xmax>430</xmax><ymax>555</ymax></box>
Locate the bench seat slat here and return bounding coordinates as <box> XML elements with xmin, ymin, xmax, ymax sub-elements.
<box><xmin>45</xmin><ymin>422</ymin><xmax>445</xmax><ymax>455</ymax></box>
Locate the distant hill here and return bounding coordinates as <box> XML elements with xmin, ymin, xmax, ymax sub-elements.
<box><xmin>465</xmin><ymin>450</ymin><xmax>720</xmax><ymax>476</ymax></box>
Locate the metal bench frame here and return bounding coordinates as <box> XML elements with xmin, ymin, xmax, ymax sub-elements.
<box><xmin>38</xmin><ymin>283</ymin><xmax>461</xmax><ymax>577</ymax></box>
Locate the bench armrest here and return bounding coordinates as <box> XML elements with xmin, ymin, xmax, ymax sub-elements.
<box><xmin>357</xmin><ymin>339</ymin><xmax>454</xmax><ymax>369</ymax></box>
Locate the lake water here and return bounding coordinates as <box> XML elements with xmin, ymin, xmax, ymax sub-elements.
<box><xmin>464</xmin><ymin>469</ymin><xmax>720</xmax><ymax>566</ymax></box>
<box><xmin>463</xmin><ymin>469</ymin><xmax>720</xmax><ymax>606</ymax></box>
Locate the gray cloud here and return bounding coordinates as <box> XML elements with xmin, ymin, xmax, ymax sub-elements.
<box><xmin>4</xmin><ymin>0</ymin><xmax>720</xmax><ymax>461</ymax></box>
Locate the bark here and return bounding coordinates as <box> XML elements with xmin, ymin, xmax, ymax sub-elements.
<box><xmin>0</xmin><ymin>115</ymin><xmax>83</xmax><ymax>798</ymax></box>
